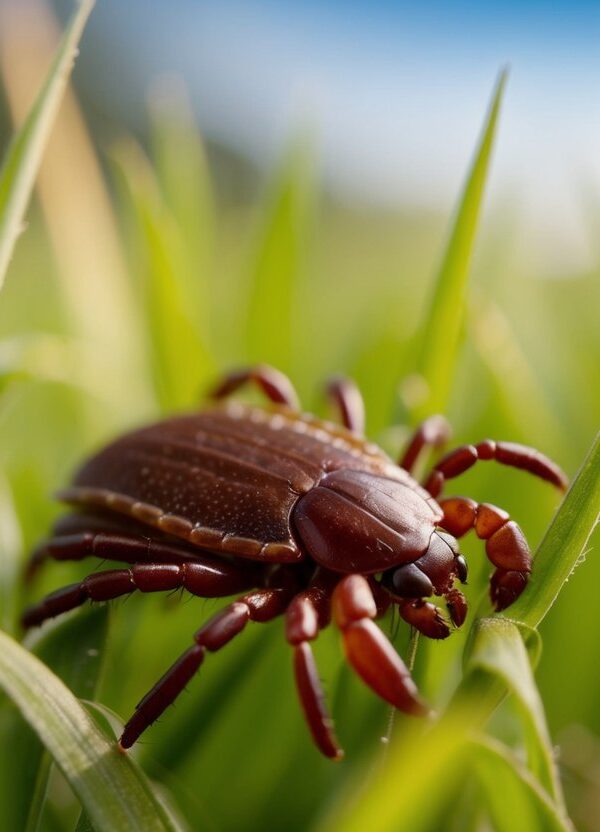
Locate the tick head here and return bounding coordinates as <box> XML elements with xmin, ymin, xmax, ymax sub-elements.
<box><xmin>292</xmin><ymin>468</ymin><xmax>440</xmax><ymax>574</ymax></box>
<box><xmin>379</xmin><ymin>529</ymin><xmax>466</xmax><ymax>600</ymax></box>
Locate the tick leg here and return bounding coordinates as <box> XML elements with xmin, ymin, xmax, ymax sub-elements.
<box><xmin>438</xmin><ymin>496</ymin><xmax>532</xmax><ymax>611</ymax></box>
<box><xmin>286</xmin><ymin>579</ymin><xmax>342</xmax><ymax>760</ymax></box>
<box><xmin>25</xmin><ymin>517</ymin><xmax>204</xmax><ymax>581</ymax></box>
<box><xmin>120</xmin><ymin>586</ymin><xmax>293</xmax><ymax>748</ymax></box>
<box><xmin>324</xmin><ymin>376</ymin><xmax>365</xmax><ymax>434</ymax></box>
<box><xmin>396</xmin><ymin>599</ymin><xmax>452</xmax><ymax>639</ymax></box>
<box><xmin>399</xmin><ymin>415</ymin><xmax>451</xmax><ymax>474</ymax></box>
<box><xmin>21</xmin><ymin>560</ymin><xmax>260</xmax><ymax>629</ymax></box>
<box><xmin>209</xmin><ymin>364</ymin><xmax>300</xmax><ymax>410</ymax></box>
<box><xmin>332</xmin><ymin>575</ymin><xmax>428</xmax><ymax>716</ymax></box>
<box><xmin>425</xmin><ymin>440</ymin><xmax>567</xmax><ymax>498</ymax></box>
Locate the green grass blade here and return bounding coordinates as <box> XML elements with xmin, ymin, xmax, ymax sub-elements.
<box><xmin>465</xmin><ymin>618</ymin><xmax>564</xmax><ymax>806</ymax></box>
<box><xmin>316</xmin><ymin>706</ymin><xmax>471</xmax><ymax>832</ymax></box>
<box><xmin>245</xmin><ymin>138</ymin><xmax>316</xmax><ymax>371</ymax></box>
<box><xmin>473</xmin><ymin>737</ymin><xmax>574</xmax><ymax>832</ymax></box>
<box><xmin>412</xmin><ymin>70</ymin><xmax>506</xmax><ymax>421</ymax></box>
<box><xmin>0</xmin><ymin>629</ymin><xmax>185</xmax><ymax>832</ymax></box>
<box><xmin>111</xmin><ymin>139</ymin><xmax>214</xmax><ymax>411</ymax></box>
<box><xmin>0</xmin><ymin>0</ymin><xmax>94</xmax><ymax>289</ymax></box>
<box><xmin>0</xmin><ymin>608</ymin><xmax>109</xmax><ymax>832</ymax></box>
<box><xmin>508</xmin><ymin>430</ymin><xmax>600</xmax><ymax>627</ymax></box>
<box><xmin>149</xmin><ymin>81</ymin><xmax>214</xmax><ymax>340</ymax></box>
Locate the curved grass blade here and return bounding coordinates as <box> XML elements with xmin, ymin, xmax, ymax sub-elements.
<box><xmin>0</xmin><ymin>629</ymin><xmax>184</xmax><ymax>832</ymax></box>
<box><xmin>322</xmin><ymin>430</ymin><xmax>599</xmax><ymax>831</ymax></box>
<box><xmin>411</xmin><ymin>70</ymin><xmax>507</xmax><ymax>422</ymax></box>
<box><xmin>464</xmin><ymin>618</ymin><xmax>564</xmax><ymax>806</ymax></box>
<box><xmin>0</xmin><ymin>607</ymin><xmax>109</xmax><ymax>832</ymax></box>
<box><xmin>0</xmin><ymin>0</ymin><xmax>94</xmax><ymax>289</ymax></box>
<box><xmin>473</xmin><ymin>737</ymin><xmax>574</xmax><ymax>832</ymax></box>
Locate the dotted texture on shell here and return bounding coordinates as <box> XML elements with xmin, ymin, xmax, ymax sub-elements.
<box><xmin>67</xmin><ymin>405</ymin><xmax>401</xmax><ymax>554</ymax></box>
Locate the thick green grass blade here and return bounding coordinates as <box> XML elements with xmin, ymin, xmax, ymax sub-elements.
<box><xmin>465</xmin><ymin>618</ymin><xmax>564</xmax><ymax>807</ymax></box>
<box><xmin>245</xmin><ymin>138</ymin><xmax>316</xmax><ymax>371</ymax></box>
<box><xmin>0</xmin><ymin>0</ymin><xmax>94</xmax><ymax>289</ymax></box>
<box><xmin>0</xmin><ymin>628</ymin><xmax>184</xmax><ymax>832</ymax></box>
<box><xmin>508</xmin><ymin>430</ymin><xmax>600</xmax><ymax>627</ymax></box>
<box><xmin>473</xmin><ymin>738</ymin><xmax>574</xmax><ymax>832</ymax></box>
<box><xmin>0</xmin><ymin>608</ymin><xmax>109</xmax><ymax>832</ymax></box>
<box><xmin>412</xmin><ymin>70</ymin><xmax>506</xmax><ymax>421</ymax></box>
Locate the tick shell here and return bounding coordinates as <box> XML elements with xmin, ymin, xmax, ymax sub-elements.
<box><xmin>57</xmin><ymin>403</ymin><xmax>440</xmax><ymax>567</ymax></box>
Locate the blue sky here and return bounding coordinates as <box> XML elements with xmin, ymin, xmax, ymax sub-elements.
<box><xmin>77</xmin><ymin>0</ymin><xmax>600</xmax><ymax>273</ymax></box>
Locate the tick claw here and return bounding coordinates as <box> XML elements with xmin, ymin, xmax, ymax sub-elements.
<box><xmin>398</xmin><ymin>599</ymin><xmax>451</xmax><ymax>639</ymax></box>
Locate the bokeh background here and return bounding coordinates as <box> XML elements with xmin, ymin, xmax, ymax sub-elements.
<box><xmin>0</xmin><ymin>1</ymin><xmax>599</xmax><ymax>830</ymax></box>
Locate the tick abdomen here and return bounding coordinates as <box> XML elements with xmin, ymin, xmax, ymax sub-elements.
<box><xmin>58</xmin><ymin>404</ymin><xmax>399</xmax><ymax>560</ymax></box>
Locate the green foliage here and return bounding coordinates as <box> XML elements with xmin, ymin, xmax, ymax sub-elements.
<box><xmin>473</xmin><ymin>738</ymin><xmax>574</xmax><ymax>832</ymax></box>
<box><xmin>0</xmin><ymin>0</ymin><xmax>94</xmax><ymax>289</ymax></box>
<box><xmin>412</xmin><ymin>70</ymin><xmax>506</xmax><ymax>422</ymax></box>
<box><xmin>0</xmin><ymin>10</ymin><xmax>598</xmax><ymax>830</ymax></box>
<box><xmin>245</xmin><ymin>139</ymin><xmax>316</xmax><ymax>372</ymax></box>
<box><xmin>0</xmin><ymin>607</ymin><xmax>110</xmax><ymax>831</ymax></box>
<box><xmin>0</xmin><ymin>628</ymin><xmax>184</xmax><ymax>832</ymax></box>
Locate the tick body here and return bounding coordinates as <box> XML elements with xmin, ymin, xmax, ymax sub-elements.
<box><xmin>23</xmin><ymin>365</ymin><xmax>567</xmax><ymax>760</ymax></box>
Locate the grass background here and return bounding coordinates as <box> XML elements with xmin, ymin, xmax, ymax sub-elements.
<box><xmin>0</xmin><ymin>3</ymin><xmax>599</xmax><ymax>830</ymax></box>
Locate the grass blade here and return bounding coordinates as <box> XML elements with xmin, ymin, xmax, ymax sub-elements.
<box><xmin>0</xmin><ymin>607</ymin><xmax>110</xmax><ymax>832</ymax></box>
<box><xmin>316</xmin><ymin>706</ymin><xmax>471</xmax><ymax>832</ymax></box>
<box><xmin>508</xmin><ymin>430</ymin><xmax>600</xmax><ymax>627</ymax></box>
<box><xmin>465</xmin><ymin>618</ymin><xmax>564</xmax><ymax>806</ymax></box>
<box><xmin>0</xmin><ymin>0</ymin><xmax>94</xmax><ymax>289</ymax></box>
<box><xmin>412</xmin><ymin>70</ymin><xmax>506</xmax><ymax>421</ymax></box>
<box><xmin>473</xmin><ymin>737</ymin><xmax>574</xmax><ymax>832</ymax></box>
<box><xmin>245</xmin><ymin>138</ymin><xmax>316</xmax><ymax>371</ymax></box>
<box><xmin>0</xmin><ymin>629</ymin><xmax>184</xmax><ymax>832</ymax></box>
<box><xmin>111</xmin><ymin>138</ymin><xmax>214</xmax><ymax>411</ymax></box>
<box><xmin>149</xmin><ymin>79</ymin><xmax>214</xmax><ymax>340</ymax></box>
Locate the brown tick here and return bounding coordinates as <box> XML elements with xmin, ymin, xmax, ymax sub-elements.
<box><xmin>23</xmin><ymin>365</ymin><xmax>567</xmax><ymax>759</ymax></box>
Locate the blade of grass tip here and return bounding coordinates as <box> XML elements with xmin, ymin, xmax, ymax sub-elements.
<box><xmin>0</xmin><ymin>0</ymin><xmax>94</xmax><ymax>290</ymax></box>
<box><xmin>148</xmin><ymin>77</ymin><xmax>214</xmax><ymax>340</ymax></box>
<box><xmin>410</xmin><ymin>69</ymin><xmax>507</xmax><ymax>423</ymax></box>
<box><xmin>0</xmin><ymin>607</ymin><xmax>110</xmax><ymax>832</ymax></box>
<box><xmin>0</xmin><ymin>629</ymin><xmax>184</xmax><ymax>832</ymax></box>
<box><xmin>245</xmin><ymin>135</ymin><xmax>316</xmax><ymax>372</ymax></box>
<box><xmin>464</xmin><ymin>618</ymin><xmax>565</xmax><ymax>808</ymax></box>
<box><xmin>473</xmin><ymin>737</ymin><xmax>575</xmax><ymax>832</ymax></box>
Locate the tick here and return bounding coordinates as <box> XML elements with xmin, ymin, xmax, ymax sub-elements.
<box><xmin>22</xmin><ymin>365</ymin><xmax>567</xmax><ymax>759</ymax></box>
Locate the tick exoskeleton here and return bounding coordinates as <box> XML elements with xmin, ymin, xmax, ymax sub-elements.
<box><xmin>23</xmin><ymin>365</ymin><xmax>567</xmax><ymax>760</ymax></box>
